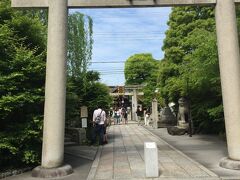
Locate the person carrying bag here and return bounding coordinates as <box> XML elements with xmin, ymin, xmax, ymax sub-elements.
<box><xmin>91</xmin><ymin>106</ymin><xmax>106</xmax><ymax>145</ymax></box>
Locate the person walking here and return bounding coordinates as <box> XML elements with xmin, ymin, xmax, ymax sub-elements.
<box><xmin>145</xmin><ymin>107</ymin><xmax>151</xmax><ymax>126</ymax></box>
<box><xmin>115</xmin><ymin>108</ymin><xmax>121</xmax><ymax>124</ymax></box>
<box><xmin>120</xmin><ymin>107</ymin><xmax>123</xmax><ymax>124</ymax></box>
<box><xmin>109</xmin><ymin>108</ymin><xmax>114</xmax><ymax>125</ymax></box>
<box><xmin>113</xmin><ymin>108</ymin><xmax>118</xmax><ymax>125</ymax></box>
<box><xmin>103</xmin><ymin>116</ymin><xmax>109</xmax><ymax>144</ymax></box>
<box><xmin>136</xmin><ymin>106</ymin><xmax>143</xmax><ymax>126</ymax></box>
<box><xmin>121</xmin><ymin>107</ymin><xmax>128</xmax><ymax>124</ymax></box>
<box><xmin>92</xmin><ymin>105</ymin><xmax>106</xmax><ymax>145</ymax></box>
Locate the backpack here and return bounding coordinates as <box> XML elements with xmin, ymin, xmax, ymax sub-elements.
<box><xmin>95</xmin><ymin>110</ymin><xmax>103</xmax><ymax>124</ymax></box>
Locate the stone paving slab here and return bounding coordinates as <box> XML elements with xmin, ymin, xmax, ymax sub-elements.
<box><xmin>145</xmin><ymin>127</ymin><xmax>240</xmax><ymax>179</ymax></box>
<box><xmin>87</xmin><ymin>124</ymin><xmax>220</xmax><ymax>180</ymax></box>
<box><xmin>65</xmin><ymin>145</ymin><xmax>98</xmax><ymax>160</ymax></box>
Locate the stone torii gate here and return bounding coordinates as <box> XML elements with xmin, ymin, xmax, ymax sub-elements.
<box><xmin>11</xmin><ymin>0</ymin><xmax>240</xmax><ymax>177</ymax></box>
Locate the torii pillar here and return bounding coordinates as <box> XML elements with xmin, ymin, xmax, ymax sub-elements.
<box><xmin>152</xmin><ymin>98</ymin><xmax>158</xmax><ymax>129</ymax></box>
<box><xmin>132</xmin><ymin>89</ymin><xmax>138</xmax><ymax>121</ymax></box>
<box><xmin>12</xmin><ymin>0</ymin><xmax>73</xmax><ymax>177</ymax></box>
<box><xmin>216</xmin><ymin>0</ymin><xmax>240</xmax><ymax>170</ymax></box>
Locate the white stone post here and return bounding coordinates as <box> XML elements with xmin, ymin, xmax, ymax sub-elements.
<box><xmin>144</xmin><ymin>142</ymin><xmax>159</xmax><ymax>177</ymax></box>
<box><xmin>152</xmin><ymin>98</ymin><xmax>158</xmax><ymax>128</ymax></box>
<box><xmin>216</xmin><ymin>0</ymin><xmax>240</xmax><ymax>169</ymax></box>
<box><xmin>131</xmin><ymin>95</ymin><xmax>134</xmax><ymax>121</ymax></box>
<box><xmin>32</xmin><ymin>0</ymin><xmax>73</xmax><ymax>177</ymax></box>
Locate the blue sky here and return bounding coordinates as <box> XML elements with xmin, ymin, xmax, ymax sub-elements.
<box><xmin>70</xmin><ymin>7</ymin><xmax>171</xmax><ymax>86</ymax></box>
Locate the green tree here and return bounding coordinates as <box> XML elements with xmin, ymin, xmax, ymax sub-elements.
<box><xmin>162</xmin><ymin>7</ymin><xmax>215</xmax><ymax>95</ymax></box>
<box><xmin>65</xmin><ymin>71</ymin><xmax>113</xmax><ymax>128</ymax></box>
<box><xmin>83</xmin><ymin>81</ymin><xmax>113</xmax><ymax>113</ymax></box>
<box><xmin>0</xmin><ymin>0</ymin><xmax>46</xmax><ymax>168</ymax></box>
<box><xmin>124</xmin><ymin>53</ymin><xmax>158</xmax><ymax>85</ymax></box>
<box><xmin>66</xmin><ymin>13</ymin><xmax>112</xmax><ymax>128</ymax></box>
<box><xmin>142</xmin><ymin>78</ymin><xmax>165</xmax><ymax>106</ymax></box>
<box><xmin>67</xmin><ymin>12</ymin><xmax>93</xmax><ymax>79</ymax></box>
<box><xmin>124</xmin><ymin>53</ymin><xmax>161</xmax><ymax>107</ymax></box>
<box><xmin>66</xmin><ymin>12</ymin><xmax>94</xmax><ymax>126</ymax></box>
<box><xmin>158</xmin><ymin>7</ymin><xmax>225</xmax><ymax>134</ymax></box>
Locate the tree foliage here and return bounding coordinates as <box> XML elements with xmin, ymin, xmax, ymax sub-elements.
<box><xmin>157</xmin><ymin>7</ymin><xmax>224</xmax><ymax>134</ymax></box>
<box><xmin>0</xmin><ymin>2</ymin><xmax>112</xmax><ymax>170</ymax></box>
<box><xmin>125</xmin><ymin>7</ymin><xmax>232</xmax><ymax>134</ymax></box>
<box><xmin>124</xmin><ymin>53</ymin><xmax>158</xmax><ymax>85</ymax></box>
<box><xmin>0</xmin><ymin>0</ymin><xmax>46</xmax><ymax>168</ymax></box>
<box><xmin>67</xmin><ymin>12</ymin><xmax>93</xmax><ymax>78</ymax></box>
<box><xmin>66</xmin><ymin>71</ymin><xmax>112</xmax><ymax>127</ymax></box>
<box><xmin>124</xmin><ymin>53</ymin><xmax>160</xmax><ymax>106</ymax></box>
<box><xmin>66</xmin><ymin>12</ymin><xmax>112</xmax><ymax>127</ymax></box>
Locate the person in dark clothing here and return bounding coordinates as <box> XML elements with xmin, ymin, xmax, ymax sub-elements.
<box><xmin>91</xmin><ymin>106</ymin><xmax>106</xmax><ymax>145</ymax></box>
<box><xmin>121</xmin><ymin>107</ymin><xmax>128</xmax><ymax>124</ymax></box>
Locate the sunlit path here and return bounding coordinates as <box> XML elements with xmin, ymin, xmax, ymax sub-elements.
<box><xmin>87</xmin><ymin>124</ymin><xmax>219</xmax><ymax>180</ymax></box>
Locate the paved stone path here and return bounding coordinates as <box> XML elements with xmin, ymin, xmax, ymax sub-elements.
<box><xmin>145</xmin><ymin>126</ymin><xmax>240</xmax><ymax>179</ymax></box>
<box><xmin>87</xmin><ymin>124</ymin><xmax>219</xmax><ymax>180</ymax></box>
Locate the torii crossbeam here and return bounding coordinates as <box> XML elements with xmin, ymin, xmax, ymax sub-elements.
<box><xmin>12</xmin><ymin>0</ymin><xmax>218</xmax><ymax>8</ymax></box>
<box><xmin>11</xmin><ymin>0</ymin><xmax>240</xmax><ymax>178</ymax></box>
<box><xmin>11</xmin><ymin>0</ymin><xmax>240</xmax><ymax>8</ymax></box>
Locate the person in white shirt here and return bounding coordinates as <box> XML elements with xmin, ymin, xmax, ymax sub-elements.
<box><xmin>113</xmin><ymin>108</ymin><xmax>118</xmax><ymax>125</ymax></box>
<box><xmin>117</xmin><ymin>108</ymin><xmax>121</xmax><ymax>124</ymax></box>
<box><xmin>91</xmin><ymin>105</ymin><xmax>106</xmax><ymax>145</ymax></box>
